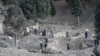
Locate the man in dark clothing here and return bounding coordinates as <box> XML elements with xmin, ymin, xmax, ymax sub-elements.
<box><xmin>85</xmin><ymin>32</ymin><xmax>88</xmax><ymax>38</ymax></box>
<box><xmin>45</xmin><ymin>38</ymin><xmax>48</xmax><ymax>44</ymax></box>
<box><xmin>42</xmin><ymin>29</ymin><xmax>46</xmax><ymax>36</ymax></box>
<box><xmin>93</xmin><ymin>34</ymin><xmax>99</xmax><ymax>46</ymax></box>
<box><xmin>40</xmin><ymin>40</ymin><xmax>45</xmax><ymax>53</ymax></box>
<box><xmin>34</xmin><ymin>28</ymin><xmax>38</xmax><ymax>34</ymax></box>
<box><xmin>40</xmin><ymin>41</ymin><xmax>43</xmax><ymax>50</ymax></box>
<box><xmin>44</xmin><ymin>43</ymin><xmax>47</xmax><ymax>50</ymax></box>
<box><xmin>96</xmin><ymin>33</ymin><xmax>100</xmax><ymax>45</ymax></box>
<box><xmin>44</xmin><ymin>38</ymin><xmax>48</xmax><ymax>49</ymax></box>
<box><xmin>51</xmin><ymin>30</ymin><xmax>54</xmax><ymax>38</ymax></box>
<box><xmin>85</xmin><ymin>29</ymin><xmax>89</xmax><ymax>38</ymax></box>
<box><xmin>94</xmin><ymin>39</ymin><xmax>99</xmax><ymax>47</ymax></box>
<box><xmin>67</xmin><ymin>44</ymin><xmax>70</xmax><ymax>50</ymax></box>
<box><xmin>96</xmin><ymin>39</ymin><xmax>99</xmax><ymax>45</ymax></box>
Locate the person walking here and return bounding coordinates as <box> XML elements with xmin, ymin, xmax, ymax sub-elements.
<box><xmin>40</xmin><ymin>29</ymin><xmax>48</xmax><ymax>53</ymax></box>
<box><xmin>85</xmin><ymin>29</ymin><xmax>89</xmax><ymax>38</ymax></box>
<box><xmin>40</xmin><ymin>40</ymin><xmax>43</xmax><ymax>53</ymax></box>
<box><xmin>44</xmin><ymin>38</ymin><xmax>48</xmax><ymax>50</ymax></box>
<box><xmin>40</xmin><ymin>41</ymin><xmax>43</xmax><ymax>49</ymax></box>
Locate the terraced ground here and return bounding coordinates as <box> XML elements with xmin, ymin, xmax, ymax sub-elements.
<box><xmin>0</xmin><ymin>0</ymin><xmax>99</xmax><ymax>56</ymax></box>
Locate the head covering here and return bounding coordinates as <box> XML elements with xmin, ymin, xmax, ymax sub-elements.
<box><xmin>40</xmin><ymin>40</ymin><xmax>43</xmax><ymax>43</ymax></box>
<box><xmin>92</xmin><ymin>33</ymin><xmax>95</xmax><ymax>36</ymax></box>
<box><xmin>85</xmin><ymin>29</ymin><xmax>89</xmax><ymax>31</ymax></box>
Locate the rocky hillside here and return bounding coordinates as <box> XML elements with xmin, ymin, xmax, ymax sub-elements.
<box><xmin>0</xmin><ymin>0</ymin><xmax>100</xmax><ymax>56</ymax></box>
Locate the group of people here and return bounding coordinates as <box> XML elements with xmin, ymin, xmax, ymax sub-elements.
<box><xmin>40</xmin><ymin>29</ymin><xmax>48</xmax><ymax>53</ymax></box>
<box><xmin>39</xmin><ymin>28</ymin><xmax>99</xmax><ymax>53</ymax></box>
<box><xmin>84</xmin><ymin>29</ymin><xmax>99</xmax><ymax>46</ymax></box>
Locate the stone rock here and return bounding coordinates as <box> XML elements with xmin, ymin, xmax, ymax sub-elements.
<box><xmin>0</xmin><ymin>40</ymin><xmax>10</xmax><ymax>47</ymax></box>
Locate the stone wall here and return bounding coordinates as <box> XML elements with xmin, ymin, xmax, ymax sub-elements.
<box><xmin>0</xmin><ymin>23</ymin><xmax>3</xmax><ymax>34</ymax></box>
<box><xmin>0</xmin><ymin>15</ymin><xmax>4</xmax><ymax>34</ymax></box>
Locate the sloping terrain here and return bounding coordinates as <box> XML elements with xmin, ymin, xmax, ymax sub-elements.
<box><xmin>0</xmin><ymin>0</ymin><xmax>99</xmax><ymax>56</ymax></box>
<box><xmin>39</xmin><ymin>0</ymin><xmax>95</xmax><ymax>36</ymax></box>
<box><xmin>0</xmin><ymin>47</ymin><xmax>95</xmax><ymax>56</ymax></box>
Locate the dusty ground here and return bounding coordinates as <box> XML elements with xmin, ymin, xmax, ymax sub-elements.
<box><xmin>0</xmin><ymin>46</ymin><xmax>95</xmax><ymax>56</ymax></box>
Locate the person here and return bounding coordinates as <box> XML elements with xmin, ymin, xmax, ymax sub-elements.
<box><xmin>40</xmin><ymin>40</ymin><xmax>43</xmax><ymax>51</ymax></box>
<box><xmin>67</xmin><ymin>44</ymin><xmax>70</xmax><ymax>50</ymax></box>
<box><xmin>45</xmin><ymin>38</ymin><xmax>48</xmax><ymax>44</ymax></box>
<box><xmin>66</xmin><ymin>31</ymin><xmax>70</xmax><ymax>38</ymax></box>
<box><xmin>91</xmin><ymin>55</ymin><xmax>94</xmax><ymax>56</ymax></box>
<box><xmin>51</xmin><ymin>30</ymin><xmax>54</xmax><ymax>38</ymax></box>
<box><xmin>42</xmin><ymin>29</ymin><xmax>46</xmax><ymax>36</ymax></box>
<box><xmin>92</xmin><ymin>34</ymin><xmax>99</xmax><ymax>46</ymax></box>
<box><xmin>44</xmin><ymin>43</ymin><xmax>47</xmax><ymax>50</ymax></box>
<box><xmin>85</xmin><ymin>29</ymin><xmax>89</xmax><ymax>38</ymax></box>
<box><xmin>44</xmin><ymin>38</ymin><xmax>48</xmax><ymax>50</ymax></box>
<box><xmin>92</xmin><ymin>34</ymin><xmax>96</xmax><ymax>46</ymax></box>
<box><xmin>34</xmin><ymin>28</ymin><xmax>37</xmax><ymax>34</ymax></box>
<box><xmin>96</xmin><ymin>33</ymin><xmax>100</xmax><ymax>45</ymax></box>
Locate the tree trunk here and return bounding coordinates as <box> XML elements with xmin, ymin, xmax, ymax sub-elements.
<box><xmin>77</xmin><ymin>16</ymin><xmax>80</xmax><ymax>26</ymax></box>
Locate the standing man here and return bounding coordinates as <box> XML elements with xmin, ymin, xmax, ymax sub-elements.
<box><xmin>40</xmin><ymin>40</ymin><xmax>43</xmax><ymax>50</ymax></box>
<box><xmin>44</xmin><ymin>38</ymin><xmax>48</xmax><ymax>50</ymax></box>
<box><xmin>51</xmin><ymin>30</ymin><xmax>54</xmax><ymax>38</ymax></box>
<box><xmin>85</xmin><ymin>29</ymin><xmax>89</xmax><ymax>38</ymax></box>
<box><xmin>67</xmin><ymin>44</ymin><xmax>70</xmax><ymax>50</ymax></box>
<box><xmin>92</xmin><ymin>34</ymin><xmax>99</xmax><ymax>46</ymax></box>
<box><xmin>42</xmin><ymin>29</ymin><xmax>46</xmax><ymax>36</ymax></box>
<box><xmin>34</xmin><ymin>28</ymin><xmax>38</xmax><ymax>34</ymax></box>
<box><xmin>40</xmin><ymin>40</ymin><xmax>44</xmax><ymax>53</ymax></box>
<box><xmin>41</xmin><ymin>29</ymin><xmax>47</xmax><ymax>53</ymax></box>
<box><xmin>66</xmin><ymin>30</ymin><xmax>70</xmax><ymax>38</ymax></box>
